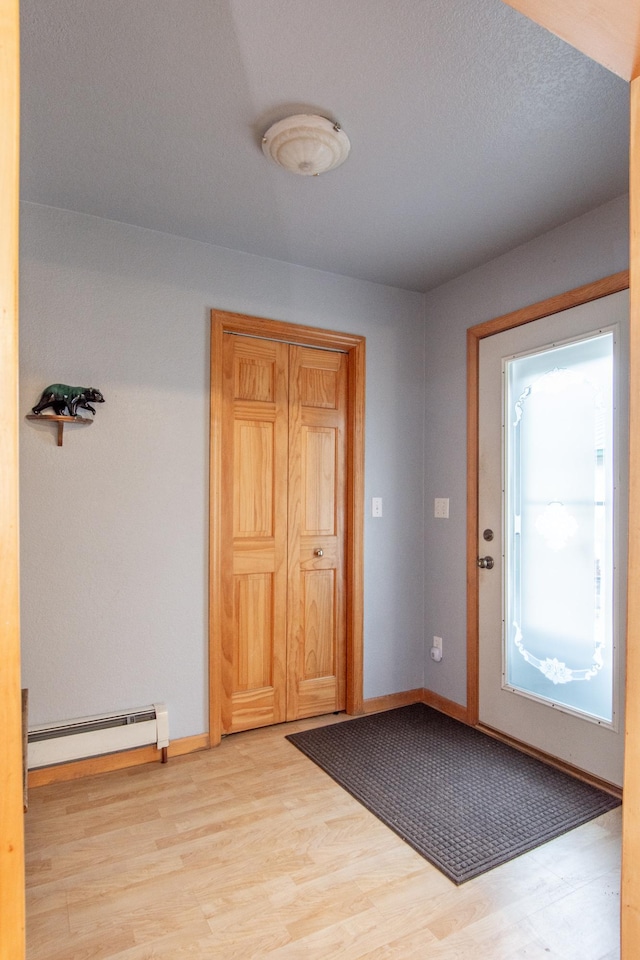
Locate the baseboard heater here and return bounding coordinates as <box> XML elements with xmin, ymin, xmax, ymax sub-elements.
<box><xmin>28</xmin><ymin>703</ymin><xmax>170</xmax><ymax>769</ymax></box>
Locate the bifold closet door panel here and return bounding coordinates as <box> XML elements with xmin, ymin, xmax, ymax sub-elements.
<box><xmin>286</xmin><ymin>346</ymin><xmax>347</xmax><ymax>721</ymax></box>
<box><xmin>220</xmin><ymin>335</ymin><xmax>289</xmax><ymax>733</ymax></box>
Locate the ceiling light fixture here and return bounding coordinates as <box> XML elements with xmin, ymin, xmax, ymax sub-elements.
<box><xmin>261</xmin><ymin>114</ymin><xmax>350</xmax><ymax>176</ymax></box>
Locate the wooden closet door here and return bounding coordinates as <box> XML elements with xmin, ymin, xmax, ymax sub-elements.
<box><xmin>221</xmin><ymin>334</ymin><xmax>289</xmax><ymax>733</ymax></box>
<box><xmin>286</xmin><ymin>346</ymin><xmax>347</xmax><ymax>719</ymax></box>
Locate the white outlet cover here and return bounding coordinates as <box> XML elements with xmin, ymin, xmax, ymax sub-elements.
<box><xmin>434</xmin><ymin>497</ymin><xmax>449</xmax><ymax>519</ymax></box>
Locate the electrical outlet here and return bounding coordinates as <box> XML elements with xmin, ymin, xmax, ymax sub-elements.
<box><xmin>434</xmin><ymin>497</ymin><xmax>449</xmax><ymax>519</ymax></box>
<box><xmin>431</xmin><ymin>636</ymin><xmax>443</xmax><ymax>663</ymax></box>
<box><xmin>433</xmin><ymin>636</ymin><xmax>443</xmax><ymax>652</ymax></box>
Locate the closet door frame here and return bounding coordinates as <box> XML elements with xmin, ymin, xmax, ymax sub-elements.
<box><xmin>209</xmin><ymin>309</ymin><xmax>366</xmax><ymax>746</ymax></box>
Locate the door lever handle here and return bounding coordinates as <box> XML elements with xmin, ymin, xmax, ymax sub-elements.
<box><xmin>477</xmin><ymin>556</ymin><xmax>494</xmax><ymax>570</ymax></box>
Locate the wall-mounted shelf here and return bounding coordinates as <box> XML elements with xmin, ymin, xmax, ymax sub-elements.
<box><xmin>26</xmin><ymin>414</ymin><xmax>93</xmax><ymax>446</ymax></box>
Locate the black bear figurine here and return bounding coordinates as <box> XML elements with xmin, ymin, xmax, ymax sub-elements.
<box><xmin>31</xmin><ymin>384</ymin><xmax>105</xmax><ymax>418</ymax></box>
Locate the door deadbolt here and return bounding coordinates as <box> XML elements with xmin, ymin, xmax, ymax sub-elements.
<box><xmin>477</xmin><ymin>556</ymin><xmax>494</xmax><ymax>570</ymax></box>
<box><xmin>482</xmin><ymin>529</ymin><xmax>494</xmax><ymax>542</ymax></box>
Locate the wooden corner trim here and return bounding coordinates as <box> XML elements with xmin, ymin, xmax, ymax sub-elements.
<box><xmin>362</xmin><ymin>688</ymin><xmax>469</xmax><ymax>724</ymax></box>
<box><xmin>363</xmin><ymin>689</ymin><xmax>424</xmax><ymax>714</ymax></box>
<box><xmin>421</xmin><ymin>689</ymin><xmax>470</xmax><ymax>724</ymax></box>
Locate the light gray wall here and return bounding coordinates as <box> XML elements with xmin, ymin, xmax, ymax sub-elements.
<box><xmin>21</xmin><ymin>194</ymin><xmax>628</xmax><ymax>738</ymax></box>
<box><xmin>19</xmin><ymin>202</ymin><xmax>426</xmax><ymax>739</ymax></box>
<box><xmin>422</xmin><ymin>193</ymin><xmax>630</xmax><ymax>707</ymax></box>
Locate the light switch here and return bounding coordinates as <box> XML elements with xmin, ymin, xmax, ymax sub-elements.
<box><xmin>434</xmin><ymin>497</ymin><xmax>449</xmax><ymax>519</ymax></box>
<box><xmin>371</xmin><ymin>497</ymin><xmax>383</xmax><ymax>518</ymax></box>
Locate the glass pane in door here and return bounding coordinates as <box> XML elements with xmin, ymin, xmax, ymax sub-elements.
<box><xmin>505</xmin><ymin>332</ymin><xmax>614</xmax><ymax>723</ymax></box>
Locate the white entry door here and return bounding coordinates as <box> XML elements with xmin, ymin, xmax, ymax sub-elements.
<box><xmin>478</xmin><ymin>290</ymin><xmax>628</xmax><ymax>787</ymax></box>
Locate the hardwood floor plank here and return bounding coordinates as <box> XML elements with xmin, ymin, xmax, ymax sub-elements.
<box><xmin>424</xmin><ymin>860</ymin><xmax>572</xmax><ymax>941</ymax></box>
<box><xmin>515</xmin><ymin>867</ymin><xmax>621</xmax><ymax>958</ymax></box>
<box><xmin>63</xmin><ymin>854</ymin><xmax>186</xmax><ymax>909</ymax></box>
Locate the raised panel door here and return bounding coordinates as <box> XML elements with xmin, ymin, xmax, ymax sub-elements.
<box><xmin>221</xmin><ymin>335</ymin><xmax>288</xmax><ymax>733</ymax></box>
<box><xmin>220</xmin><ymin>335</ymin><xmax>347</xmax><ymax>732</ymax></box>
<box><xmin>287</xmin><ymin>346</ymin><xmax>347</xmax><ymax>719</ymax></box>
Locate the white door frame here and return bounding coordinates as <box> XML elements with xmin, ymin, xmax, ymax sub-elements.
<box><xmin>466</xmin><ymin>271</ymin><xmax>628</xmax><ymax>786</ymax></box>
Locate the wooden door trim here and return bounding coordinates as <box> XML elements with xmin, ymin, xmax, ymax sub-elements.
<box><xmin>1</xmin><ymin>0</ymin><xmax>25</xmax><ymax>956</ymax></box>
<box><xmin>623</xmin><ymin>78</ymin><xmax>640</xmax><ymax>954</ymax></box>
<box><xmin>500</xmin><ymin>0</ymin><xmax>640</xmax><ymax>81</ymax></box>
<box><xmin>209</xmin><ymin>310</ymin><xmax>365</xmax><ymax>745</ymax></box>
<box><xmin>466</xmin><ymin>270</ymin><xmax>629</xmax><ymax>726</ymax></box>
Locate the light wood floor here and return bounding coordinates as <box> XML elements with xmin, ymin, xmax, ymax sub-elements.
<box><xmin>25</xmin><ymin>713</ymin><xmax>622</xmax><ymax>959</ymax></box>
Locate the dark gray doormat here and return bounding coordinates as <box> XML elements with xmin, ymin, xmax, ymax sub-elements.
<box><xmin>285</xmin><ymin>703</ymin><xmax>620</xmax><ymax>884</ymax></box>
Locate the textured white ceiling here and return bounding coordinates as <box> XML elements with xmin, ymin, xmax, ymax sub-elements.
<box><xmin>20</xmin><ymin>0</ymin><xmax>629</xmax><ymax>292</ymax></box>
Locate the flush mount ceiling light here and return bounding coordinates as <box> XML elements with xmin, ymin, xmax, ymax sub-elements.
<box><xmin>261</xmin><ymin>114</ymin><xmax>350</xmax><ymax>176</ymax></box>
